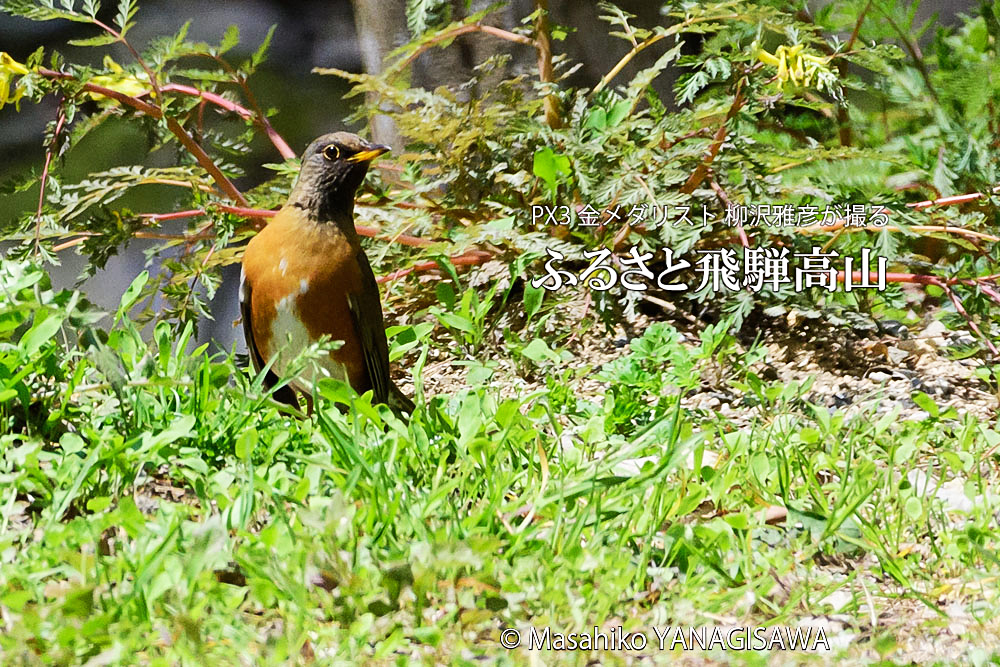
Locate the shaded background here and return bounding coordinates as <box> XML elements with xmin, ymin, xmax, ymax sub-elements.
<box><xmin>0</xmin><ymin>0</ymin><xmax>972</xmax><ymax>351</ymax></box>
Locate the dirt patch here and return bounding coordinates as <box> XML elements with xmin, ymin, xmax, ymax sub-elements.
<box><xmin>399</xmin><ymin>285</ymin><xmax>997</xmax><ymax>424</ymax></box>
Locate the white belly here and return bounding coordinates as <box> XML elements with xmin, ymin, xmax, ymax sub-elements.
<box><xmin>269</xmin><ymin>294</ymin><xmax>349</xmax><ymax>393</ymax></box>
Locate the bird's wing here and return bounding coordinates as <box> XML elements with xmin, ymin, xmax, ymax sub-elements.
<box><xmin>346</xmin><ymin>249</ymin><xmax>392</xmax><ymax>405</ymax></box>
<box><xmin>240</xmin><ymin>267</ymin><xmax>299</xmax><ymax>407</ymax></box>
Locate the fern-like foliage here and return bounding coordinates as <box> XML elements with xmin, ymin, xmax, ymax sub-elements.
<box><xmin>405</xmin><ymin>0</ymin><xmax>452</xmax><ymax>37</ymax></box>
<box><xmin>318</xmin><ymin>0</ymin><xmax>1000</xmax><ymax>334</ymax></box>
<box><xmin>1</xmin><ymin>0</ymin><xmax>286</xmax><ymax>327</ymax></box>
<box><xmin>3</xmin><ymin>0</ymin><xmax>1000</xmax><ymax>340</ymax></box>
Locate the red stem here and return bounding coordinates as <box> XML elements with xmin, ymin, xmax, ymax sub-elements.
<box><xmin>908</xmin><ymin>191</ymin><xmax>988</xmax><ymax>210</ymax></box>
<box><xmin>710</xmin><ymin>179</ymin><xmax>748</xmax><ymax>247</ymax></box>
<box><xmin>38</xmin><ymin>68</ymin><xmax>248</xmax><ymax>206</ymax></box>
<box><xmin>140</xmin><ymin>204</ymin><xmax>436</xmax><ymax>249</ymax></box>
<box><xmin>838</xmin><ymin>270</ymin><xmax>1000</xmax><ymax>355</ymax></box>
<box><xmin>377</xmin><ymin>250</ymin><xmax>493</xmax><ymax>284</ymax></box>
<box><xmin>34</xmin><ymin>106</ymin><xmax>67</xmax><ymax>255</ymax></box>
<box><xmin>159</xmin><ymin>83</ymin><xmax>295</xmax><ymax>159</ymax></box>
<box><xmin>680</xmin><ymin>77</ymin><xmax>747</xmax><ymax>195</ymax></box>
<box><xmin>139</xmin><ymin>209</ymin><xmax>205</xmax><ymax>221</ymax></box>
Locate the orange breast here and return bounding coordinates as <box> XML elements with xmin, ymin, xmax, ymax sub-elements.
<box><xmin>242</xmin><ymin>207</ymin><xmax>369</xmax><ymax>393</ymax></box>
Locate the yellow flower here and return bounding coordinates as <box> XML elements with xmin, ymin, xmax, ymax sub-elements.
<box><xmin>752</xmin><ymin>42</ymin><xmax>832</xmax><ymax>91</ymax></box>
<box><xmin>0</xmin><ymin>52</ymin><xmax>30</xmax><ymax>111</ymax></box>
<box><xmin>86</xmin><ymin>55</ymin><xmax>150</xmax><ymax>102</ymax></box>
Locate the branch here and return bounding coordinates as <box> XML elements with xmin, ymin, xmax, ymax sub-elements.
<box><xmin>38</xmin><ymin>68</ymin><xmax>248</xmax><ymax>206</ymax></box>
<box><xmin>51</xmin><ymin>229</ymin><xmax>215</xmax><ymax>252</ymax></box>
<box><xmin>590</xmin><ymin>12</ymin><xmax>742</xmax><ymax>99</ymax></box>
<box><xmin>204</xmin><ymin>52</ymin><xmax>297</xmax><ymax>161</ymax></box>
<box><xmin>680</xmin><ymin>75</ymin><xmax>748</xmax><ymax>194</ymax></box>
<box><xmin>908</xmin><ymin>191</ymin><xmax>993</xmax><ymax>210</ymax></box>
<box><xmin>164</xmin><ymin>115</ymin><xmax>248</xmax><ymax>206</ymax></box>
<box><xmin>836</xmin><ymin>269</ymin><xmax>999</xmax><ymax>355</ymax></box>
<box><xmin>534</xmin><ymin>0</ymin><xmax>560</xmax><ymax>129</ymax></box>
<box><xmin>590</xmin><ymin>33</ymin><xmax>666</xmax><ymax>99</ymax></box>
<box><xmin>159</xmin><ymin>83</ymin><xmax>295</xmax><ymax>159</ymax></box>
<box><xmin>800</xmin><ymin>219</ymin><xmax>1000</xmax><ymax>244</ymax></box>
<box><xmin>377</xmin><ymin>250</ymin><xmax>493</xmax><ymax>284</ymax></box>
<box><xmin>709</xmin><ymin>179</ymin><xmax>748</xmax><ymax>247</ymax></box>
<box><xmin>388</xmin><ymin>23</ymin><xmax>536</xmax><ymax>77</ymax></box>
<box><xmin>796</xmin><ymin>5</ymin><xmax>869</xmax><ymax>147</ymax></box>
<box><xmin>53</xmin><ymin>207</ymin><xmax>491</xmax><ymax>282</ymax></box>
<box><xmin>91</xmin><ymin>16</ymin><xmax>164</xmax><ymax>103</ymax></box>
<box><xmin>660</xmin><ymin>127</ymin><xmax>713</xmax><ymax>152</ymax></box>
<box><xmin>873</xmin><ymin>3</ymin><xmax>937</xmax><ymax>101</ymax></box>
<box><xmin>124</xmin><ymin>204</ymin><xmax>438</xmax><ymax>249</ymax></box>
<box><xmin>138</xmin><ymin>209</ymin><xmax>207</xmax><ymax>222</ymax></box>
<box><xmin>34</xmin><ymin>105</ymin><xmax>66</xmax><ymax>256</ymax></box>
<box><xmin>943</xmin><ymin>285</ymin><xmax>997</xmax><ymax>355</ymax></box>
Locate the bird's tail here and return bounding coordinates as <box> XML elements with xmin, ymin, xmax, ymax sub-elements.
<box><xmin>388</xmin><ymin>381</ymin><xmax>415</xmax><ymax>416</ymax></box>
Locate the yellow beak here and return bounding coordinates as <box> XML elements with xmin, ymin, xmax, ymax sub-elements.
<box><xmin>347</xmin><ymin>145</ymin><xmax>390</xmax><ymax>163</ymax></box>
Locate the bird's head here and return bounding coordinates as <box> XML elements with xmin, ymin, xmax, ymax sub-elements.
<box><xmin>288</xmin><ymin>131</ymin><xmax>389</xmax><ymax>225</ymax></box>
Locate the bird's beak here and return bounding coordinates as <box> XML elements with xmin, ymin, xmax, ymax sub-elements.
<box><xmin>347</xmin><ymin>145</ymin><xmax>390</xmax><ymax>163</ymax></box>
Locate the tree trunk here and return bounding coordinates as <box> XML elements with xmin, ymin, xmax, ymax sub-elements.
<box><xmin>349</xmin><ymin>0</ymin><xmax>409</xmax><ymax>148</ymax></box>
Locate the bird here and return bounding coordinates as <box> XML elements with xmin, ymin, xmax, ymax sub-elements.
<box><xmin>240</xmin><ymin>131</ymin><xmax>414</xmax><ymax>414</ymax></box>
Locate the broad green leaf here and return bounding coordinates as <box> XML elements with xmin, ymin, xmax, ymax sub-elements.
<box><xmin>21</xmin><ymin>310</ymin><xmax>64</xmax><ymax>356</ymax></box>
<box><xmin>118</xmin><ymin>270</ymin><xmax>148</xmax><ymax>315</ymax></box>
<box><xmin>533</xmin><ymin>147</ymin><xmax>572</xmax><ymax>197</ymax></box>
<box><xmin>521</xmin><ymin>338</ymin><xmax>559</xmax><ymax>363</ymax></box>
<box><xmin>235</xmin><ymin>429</ymin><xmax>257</xmax><ymax>462</ymax></box>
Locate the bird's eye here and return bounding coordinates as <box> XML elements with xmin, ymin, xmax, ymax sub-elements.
<box><xmin>323</xmin><ymin>144</ymin><xmax>341</xmax><ymax>160</ymax></box>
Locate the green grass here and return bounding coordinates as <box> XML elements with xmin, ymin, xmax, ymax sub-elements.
<box><xmin>2</xmin><ymin>257</ymin><xmax>999</xmax><ymax>665</ymax></box>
